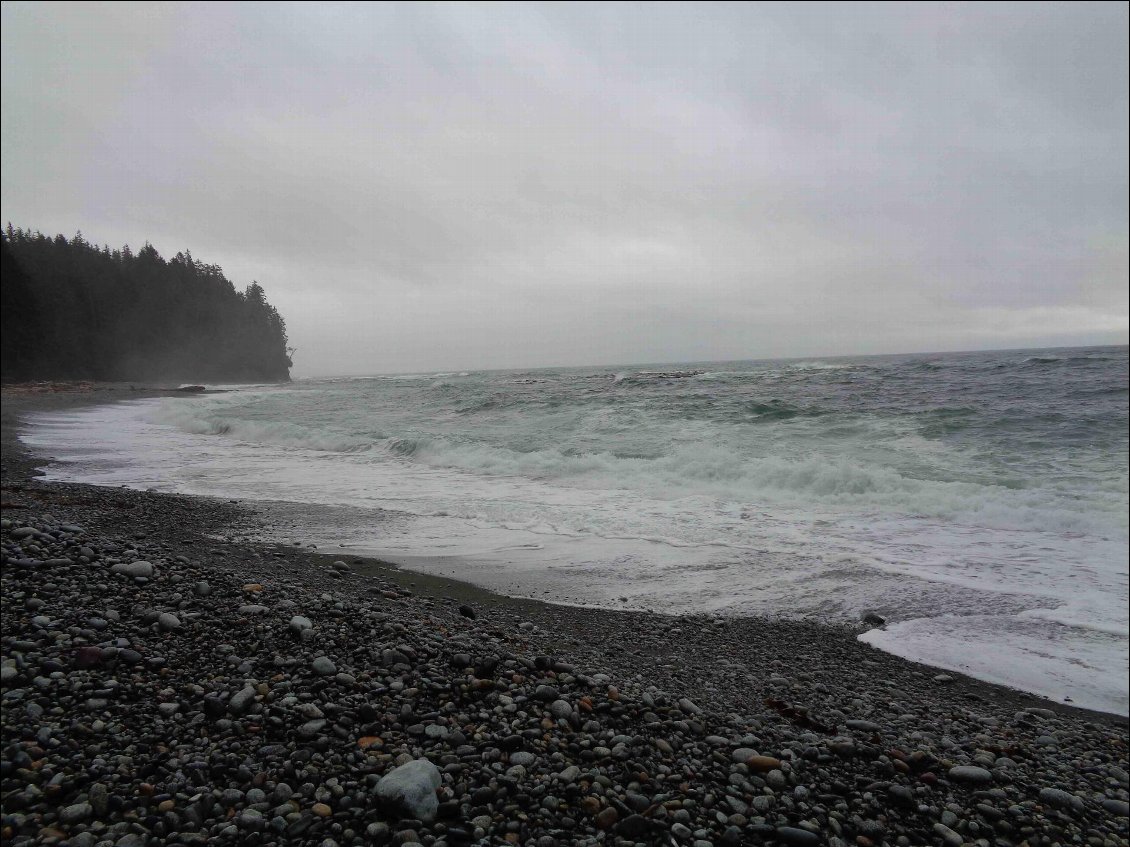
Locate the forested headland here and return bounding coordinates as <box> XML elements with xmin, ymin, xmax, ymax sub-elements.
<box><xmin>1</xmin><ymin>227</ymin><xmax>292</xmax><ymax>383</ymax></box>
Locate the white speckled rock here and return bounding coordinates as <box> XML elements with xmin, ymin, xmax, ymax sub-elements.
<box><xmin>375</xmin><ymin>758</ymin><xmax>442</xmax><ymax>822</ymax></box>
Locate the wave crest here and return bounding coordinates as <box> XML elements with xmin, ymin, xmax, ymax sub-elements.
<box><xmin>150</xmin><ymin>401</ymin><xmax>370</xmax><ymax>453</ymax></box>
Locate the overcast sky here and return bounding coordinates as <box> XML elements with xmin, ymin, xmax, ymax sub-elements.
<box><xmin>2</xmin><ymin>2</ymin><xmax>1127</xmax><ymax>376</ymax></box>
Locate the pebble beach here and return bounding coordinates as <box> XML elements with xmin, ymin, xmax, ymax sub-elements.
<box><xmin>2</xmin><ymin>388</ymin><xmax>1128</xmax><ymax>847</ymax></box>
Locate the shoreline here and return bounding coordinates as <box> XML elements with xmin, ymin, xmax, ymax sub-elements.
<box><xmin>5</xmin><ymin>385</ymin><xmax>1126</xmax><ymax>725</ymax></box>
<box><xmin>3</xmin><ymin>385</ymin><xmax>1128</xmax><ymax>846</ymax></box>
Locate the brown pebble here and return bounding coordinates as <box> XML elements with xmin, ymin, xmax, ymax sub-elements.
<box><xmin>594</xmin><ymin>807</ymin><xmax>619</xmax><ymax>829</ymax></box>
<box><xmin>580</xmin><ymin>796</ymin><xmax>602</xmax><ymax>815</ymax></box>
<box><xmin>746</xmin><ymin>755</ymin><xmax>782</xmax><ymax>772</ymax></box>
<box><xmin>311</xmin><ymin>802</ymin><xmax>332</xmax><ymax>817</ymax></box>
<box><xmin>158</xmin><ymin>800</ymin><xmax>176</xmax><ymax>813</ymax></box>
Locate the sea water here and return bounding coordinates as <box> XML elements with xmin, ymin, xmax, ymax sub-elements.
<box><xmin>22</xmin><ymin>346</ymin><xmax>1129</xmax><ymax>714</ymax></box>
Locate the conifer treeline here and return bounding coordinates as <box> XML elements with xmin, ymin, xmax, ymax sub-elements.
<box><xmin>1</xmin><ymin>227</ymin><xmax>292</xmax><ymax>382</ymax></box>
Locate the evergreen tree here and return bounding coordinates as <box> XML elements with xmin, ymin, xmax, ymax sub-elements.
<box><xmin>0</xmin><ymin>227</ymin><xmax>292</xmax><ymax>382</ymax></box>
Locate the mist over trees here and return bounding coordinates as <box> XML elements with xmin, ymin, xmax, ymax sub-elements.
<box><xmin>1</xmin><ymin>226</ymin><xmax>292</xmax><ymax>382</ymax></box>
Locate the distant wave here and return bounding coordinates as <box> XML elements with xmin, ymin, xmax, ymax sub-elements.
<box><xmin>613</xmin><ymin>369</ymin><xmax>705</xmax><ymax>384</ymax></box>
<box><xmin>150</xmin><ymin>402</ymin><xmax>370</xmax><ymax>453</ymax></box>
<box><xmin>1019</xmin><ymin>354</ymin><xmax>1116</xmax><ymax>368</ymax></box>
<box><xmin>1019</xmin><ymin>607</ymin><xmax>1130</xmax><ymax>638</ymax></box>
<box><xmin>786</xmin><ymin>361</ymin><xmax>857</xmax><ymax>371</ymax></box>
<box><xmin>745</xmin><ymin>400</ymin><xmax>826</xmax><ymax>421</ymax></box>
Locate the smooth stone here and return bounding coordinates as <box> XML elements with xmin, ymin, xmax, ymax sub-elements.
<box><xmin>776</xmin><ymin>826</ymin><xmax>820</xmax><ymax>847</ymax></box>
<box><xmin>374</xmin><ymin>758</ymin><xmax>442</xmax><ymax>822</ymax></box>
<box><xmin>73</xmin><ymin>646</ymin><xmax>105</xmax><ymax>669</ymax></box>
<box><xmin>948</xmin><ymin>765</ymin><xmax>993</xmax><ymax>784</ymax></box>
<box><xmin>746</xmin><ymin>755</ymin><xmax>782</xmax><ymax>772</ymax></box>
<box><xmin>60</xmin><ymin>802</ymin><xmax>92</xmax><ymax>825</ymax></box>
<box><xmin>311</xmin><ymin>656</ymin><xmax>336</xmax><ymax>675</ymax></box>
<box><xmin>933</xmin><ymin>824</ymin><xmax>963</xmax><ymax>847</ymax></box>
<box><xmin>1102</xmin><ymin>799</ymin><xmax>1130</xmax><ymax>816</ymax></box>
<box><xmin>111</xmin><ymin>561</ymin><xmax>154</xmax><ymax>578</ymax></box>
<box><xmin>594</xmin><ymin>807</ymin><xmax>619</xmax><ymax>829</ymax></box>
<box><xmin>1039</xmin><ymin>787</ymin><xmax>1082</xmax><ymax>810</ymax></box>
<box><xmin>616</xmin><ymin>814</ymin><xmax>651</xmax><ymax>839</ymax></box>
<box><xmin>228</xmin><ymin>686</ymin><xmax>257</xmax><ymax>715</ymax></box>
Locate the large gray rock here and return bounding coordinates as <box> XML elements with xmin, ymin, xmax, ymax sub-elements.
<box><xmin>311</xmin><ymin>656</ymin><xmax>336</xmax><ymax>675</ymax></box>
<box><xmin>111</xmin><ymin>561</ymin><xmax>154</xmax><ymax>578</ymax></box>
<box><xmin>228</xmin><ymin>685</ymin><xmax>257</xmax><ymax>715</ymax></box>
<box><xmin>60</xmin><ymin>802</ymin><xmax>92</xmax><ymax>825</ymax></box>
<box><xmin>375</xmin><ymin>758</ymin><xmax>442</xmax><ymax>822</ymax></box>
<box><xmin>948</xmin><ymin>765</ymin><xmax>993</xmax><ymax>785</ymax></box>
<box><xmin>1039</xmin><ymin>787</ymin><xmax>1083</xmax><ymax>811</ymax></box>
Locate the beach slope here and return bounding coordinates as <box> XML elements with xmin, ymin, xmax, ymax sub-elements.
<box><xmin>2</xmin><ymin>386</ymin><xmax>1127</xmax><ymax>846</ymax></box>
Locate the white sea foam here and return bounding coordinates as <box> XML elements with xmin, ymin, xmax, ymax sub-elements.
<box><xmin>786</xmin><ymin>361</ymin><xmax>857</xmax><ymax>371</ymax></box>
<box><xmin>144</xmin><ymin>401</ymin><xmax>1126</xmax><ymax>539</ymax></box>
<box><xmin>861</xmin><ymin>614</ymin><xmax>1128</xmax><ymax>715</ymax></box>
<box><xmin>150</xmin><ymin>402</ymin><xmax>368</xmax><ymax>453</ymax></box>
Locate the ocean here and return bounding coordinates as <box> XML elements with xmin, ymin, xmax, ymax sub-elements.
<box><xmin>22</xmin><ymin>346</ymin><xmax>1129</xmax><ymax>714</ymax></box>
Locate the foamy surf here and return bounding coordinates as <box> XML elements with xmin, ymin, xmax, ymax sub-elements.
<box><xmin>19</xmin><ymin>346</ymin><xmax>1129</xmax><ymax>714</ymax></box>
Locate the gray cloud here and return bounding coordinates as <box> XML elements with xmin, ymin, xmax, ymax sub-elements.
<box><xmin>2</xmin><ymin>1</ymin><xmax>1126</xmax><ymax>376</ymax></box>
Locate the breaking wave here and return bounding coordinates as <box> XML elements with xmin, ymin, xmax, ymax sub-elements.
<box><xmin>150</xmin><ymin>402</ymin><xmax>370</xmax><ymax>453</ymax></box>
<box><xmin>148</xmin><ymin>395</ymin><xmax>1126</xmax><ymax>539</ymax></box>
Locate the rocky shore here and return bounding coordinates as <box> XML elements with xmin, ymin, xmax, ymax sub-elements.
<box><xmin>2</xmin><ymin>388</ymin><xmax>1128</xmax><ymax>847</ymax></box>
